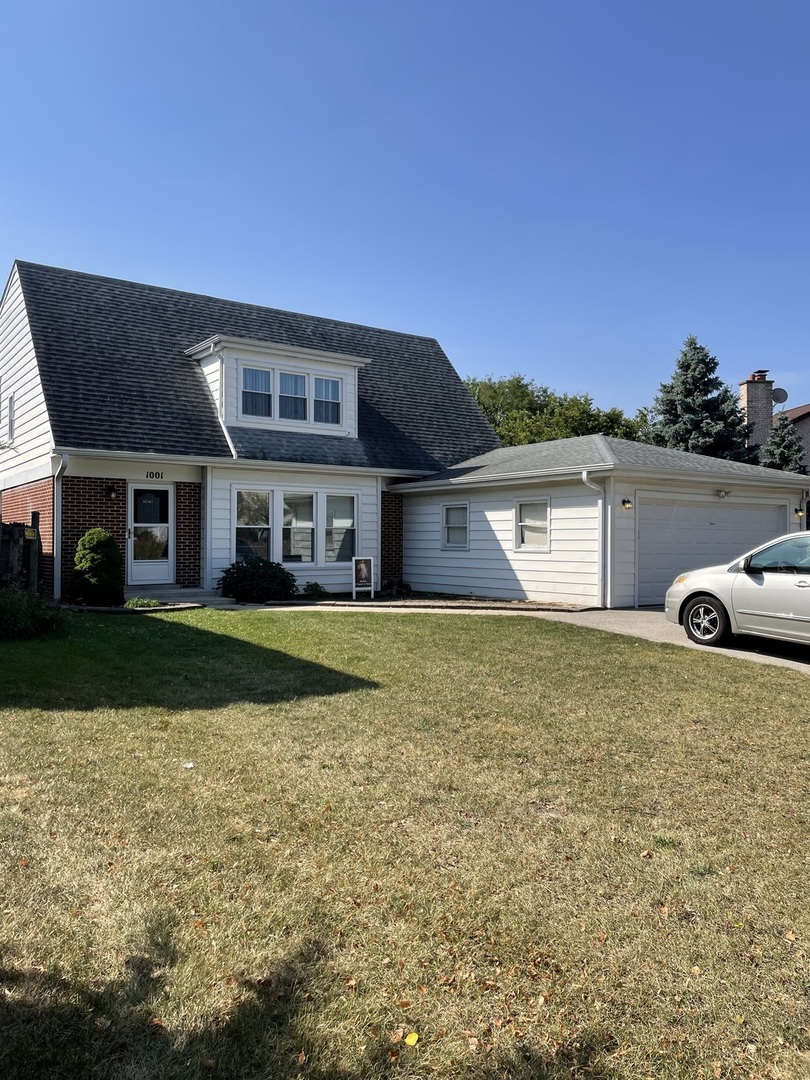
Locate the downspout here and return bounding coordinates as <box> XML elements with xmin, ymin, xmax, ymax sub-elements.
<box><xmin>582</xmin><ymin>469</ymin><xmax>607</xmax><ymax>608</ymax></box>
<box><xmin>53</xmin><ymin>453</ymin><xmax>69</xmax><ymax>599</ymax></box>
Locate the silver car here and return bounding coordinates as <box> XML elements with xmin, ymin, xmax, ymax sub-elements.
<box><xmin>664</xmin><ymin>532</ymin><xmax>810</xmax><ymax>646</ymax></box>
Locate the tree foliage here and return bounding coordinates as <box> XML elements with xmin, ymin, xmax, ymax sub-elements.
<box><xmin>645</xmin><ymin>336</ymin><xmax>755</xmax><ymax>461</ymax></box>
<box><xmin>465</xmin><ymin>374</ymin><xmax>643</xmax><ymax>447</ymax></box>
<box><xmin>759</xmin><ymin>413</ymin><xmax>806</xmax><ymax>473</ymax></box>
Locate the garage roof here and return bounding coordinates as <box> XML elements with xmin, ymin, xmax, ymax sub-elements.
<box><xmin>395</xmin><ymin>434</ymin><xmax>808</xmax><ymax>489</ymax></box>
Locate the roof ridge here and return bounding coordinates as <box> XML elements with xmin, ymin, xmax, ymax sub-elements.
<box><xmin>13</xmin><ymin>260</ymin><xmax>440</xmax><ymax>346</ymax></box>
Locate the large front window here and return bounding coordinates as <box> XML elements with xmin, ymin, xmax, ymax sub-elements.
<box><xmin>283</xmin><ymin>493</ymin><xmax>314</xmax><ymax>562</ymax></box>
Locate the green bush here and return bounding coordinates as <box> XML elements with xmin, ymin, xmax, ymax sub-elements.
<box><xmin>220</xmin><ymin>557</ymin><xmax>299</xmax><ymax>603</ymax></box>
<box><xmin>124</xmin><ymin>597</ymin><xmax>163</xmax><ymax>609</ymax></box>
<box><xmin>0</xmin><ymin>586</ymin><xmax>62</xmax><ymax>640</ymax></box>
<box><xmin>63</xmin><ymin>528</ymin><xmax>124</xmax><ymax>607</ymax></box>
<box><xmin>302</xmin><ymin>580</ymin><xmax>329</xmax><ymax>600</ymax></box>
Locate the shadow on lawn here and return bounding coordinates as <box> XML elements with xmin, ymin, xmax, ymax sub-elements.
<box><xmin>0</xmin><ymin>613</ymin><xmax>377</xmax><ymax>711</ymax></box>
<box><xmin>0</xmin><ymin>917</ymin><xmax>620</xmax><ymax>1080</ymax></box>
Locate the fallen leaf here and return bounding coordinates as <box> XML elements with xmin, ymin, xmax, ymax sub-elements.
<box><xmin>641</xmin><ymin>849</ymin><xmax>654</xmax><ymax>859</ymax></box>
<box><xmin>397</xmin><ymin>998</ymin><xmax>411</xmax><ymax>1008</ymax></box>
<box><xmin>404</xmin><ymin>1032</ymin><xmax>419</xmax><ymax>1046</ymax></box>
<box><xmin>390</xmin><ymin>1028</ymin><xmax>404</xmax><ymax>1044</ymax></box>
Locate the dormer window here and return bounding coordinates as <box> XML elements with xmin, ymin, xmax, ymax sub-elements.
<box><xmin>315</xmin><ymin>378</ymin><xmax>341</xmax><ymax>425</ymax></box>
<box><xmin>242</xmin><ymin>368</ymin><xmax>272</xmax><ymax>417</ymax></box>
<box><xmin>279</xmin><ymin>372</ymin><xmax>307</xmax><ymax>421</ymax></box>
<box><xmin>238</xmin><ymin>362</ymin><xmax>343</xmax><ymax>428</ymax></box>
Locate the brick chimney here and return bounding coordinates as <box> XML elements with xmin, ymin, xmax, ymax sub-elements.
<box><xmin>739</xmin><ymin>370</ymin><xmax>774</xmax><ymax>451</ymax></box>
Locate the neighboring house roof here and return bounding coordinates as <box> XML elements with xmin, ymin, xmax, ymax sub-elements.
<box><xmin>784</xmin><ymin>403</ymin><xmax>810</xmax><ymax>423</ymax></box>
<box><xmin>14</xmin><ymin>261</ymin><xmax>499</xmax><ymax>471</ymax></box>
<box><xmin>395</xmin><ymin>434</ymin><xmax>808</xmax><ymax>489</ymax></box>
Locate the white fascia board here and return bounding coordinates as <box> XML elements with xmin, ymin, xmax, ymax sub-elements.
<box><xmin>393</xmin><ymin>463</ymin><xmax>614</xmax><ymax>493</ymax></box>
<box><xmin>49</xmin><ymin>445</ymin><xmax>426</xmax><ymax>480</ymax></box>
<box><xmin>185</xmin><ymin>336</ymin><xmax>370</xmax><ymax>369</ymax></box>
<box><xmin>614</xmin><ymin>465</ymin><xmax>808</xmax><ymax>491</ymax></box>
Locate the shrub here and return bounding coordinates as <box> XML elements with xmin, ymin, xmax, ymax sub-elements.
<box><xmin>124</xmin><ymin>597</ymin><xmax>163</xmax><ymax>609</ymax></box>
<box><xmin>63</xmin><ymin>528</ymin><xmax>124</xmax><ymax>607</ymax></box>
<box><xmin>302</xmin><ymin>581</ymin><xmax>329</xmax><ymax>600</ymax></box>
<box><xmin>220</xmin><ymin>558</ymin><xmax>299</xmax><ymax>603</ymax></box>
<box><xmin>0</xmin><ymin>586</ymin><xmax>62</xmax><ymax>640</ymax></box>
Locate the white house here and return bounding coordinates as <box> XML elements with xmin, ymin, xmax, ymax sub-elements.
<box><xmin>1</xmin><ymin>261</ymin><xmax>806</xmax><ymax>608</ymax></box>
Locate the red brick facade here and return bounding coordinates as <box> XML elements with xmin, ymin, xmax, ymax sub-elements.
<box><xmin>380</xmin><ymin>490</ymin><xmax>404</xmax><ymax>584</ymax></box>
<box><xmin>175</xmin><ymin>482</ymin><xmax>202</xmax><ymax>587</ymax></box>
<box><xmin>58</xmin><ymin>477</ymin><xmax>203</xmax><ymax>595</ymax></box>
<box><xmin>0</xmin><ymin>477</ymin><xmax>56</xmax><ymax>594</ymax></box>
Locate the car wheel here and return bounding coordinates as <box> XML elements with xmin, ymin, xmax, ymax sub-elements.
<box><xmin>682</xmin><ymin>595</ymin><xmax>730</xmax><ymax>646</ymax></box>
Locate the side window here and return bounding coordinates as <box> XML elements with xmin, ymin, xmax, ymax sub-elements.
<box><xmin>515</xmin><ymin>500</ymin><xmax>549</xmax><ymax>550</ymax></box>
<box><xmin>442</xmin><ymin>504</ymin><xmax>469</xmax><ymax>549</ymax></box>
<box><xmin>749</xmin><ymin>537</ymin><xmax>810</xmax><ymax>574</ymax></box>
<box><xmin>242</xmin><ymin>367</ymin><xmax>273</xmax><ymax>417</ymax></box>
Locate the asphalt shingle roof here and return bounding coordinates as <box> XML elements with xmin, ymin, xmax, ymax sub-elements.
<box><xmin>406</xmin><ymin>434</ymin><xmax>808</xmax><ymax>485</ymax></box>
<box><xmin>15</xmin><ymin>261</ymin><xmax>499</xmax><ymax>471</ymax></box>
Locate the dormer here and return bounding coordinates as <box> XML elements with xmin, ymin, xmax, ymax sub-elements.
<box><xmin>186</xmin><ymin>336</ymin><xmax>369</xmax><ymax>440</ymax></box>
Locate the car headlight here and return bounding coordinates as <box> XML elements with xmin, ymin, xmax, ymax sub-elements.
<box><xmin>672</xmin><ymin>574</ymin><xmax>690</xmax><ymax>585</ymax></box>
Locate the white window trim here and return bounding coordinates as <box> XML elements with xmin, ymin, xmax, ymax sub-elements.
<box><xmin>230</xmin><ymin>485</ymin><xmax>359</xmax><ymax>567</ymax></box>
<box><xmin>236</xmin><ymin>358</ymin><xmax>347</xmax><ymax>434</ymax></box>
<box><xmin>441</xmin><ymin>502</ymin><xmax>470</xmax><ymax>551</ymax></box>
<box><xmin>514</xmin><ymin>498</ymin><xmax>550</xmax><ymax>552</ymax></box>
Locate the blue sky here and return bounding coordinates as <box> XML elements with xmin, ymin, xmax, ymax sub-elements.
<box><xmin>2</xmin><ymin>0</ymin><xmax>809</xmax><ymax>415</ymax></box>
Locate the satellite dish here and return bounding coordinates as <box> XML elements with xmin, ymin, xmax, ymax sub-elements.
<box><xmin>772</xmin><ymin>387</ymin><xmax>789</xmax><ymax>404</ymax></box>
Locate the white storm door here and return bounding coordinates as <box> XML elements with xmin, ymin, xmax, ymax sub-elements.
<box><xmin>128</xmin><ymin>485</ymin><xmax>175</xmax><ymax>585</ymax></box>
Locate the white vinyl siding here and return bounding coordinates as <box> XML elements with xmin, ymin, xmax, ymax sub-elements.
<box><xmin>0</xmin><ymin>267</ymin><xmax>55</xmax><ymax>485</ymax></box>
<box><xmin>404</xmin><ymin>486</ymin><xmax>600</xmax><ymax>605</ymax></box>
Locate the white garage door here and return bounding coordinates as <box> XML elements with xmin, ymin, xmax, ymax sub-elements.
<box><xmin>637</xmin><ymin>499</ymin><xmax>787</xmax><ymax>606</ymax></box>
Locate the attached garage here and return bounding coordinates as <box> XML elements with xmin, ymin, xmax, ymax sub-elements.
<box><xmin>636</xmin><ymin>498</ymin><xmax>788</xmax><ymax>605</ymax></box>
<box><xmin>396</xmin><ymin>435</ymin><xmax>808</xmax><ymax>609</ymax></box>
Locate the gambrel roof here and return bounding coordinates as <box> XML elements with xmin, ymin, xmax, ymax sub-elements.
<box><xmin>14</xmin><ymin>261</ymin><xmax>499</xmax><ymax>472</ymax></box>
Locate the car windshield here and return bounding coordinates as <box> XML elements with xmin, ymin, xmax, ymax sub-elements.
<box><xmin>748</xmin><ymin>536</ymin><xmax>810</xmax><ymax>574</ymax></box>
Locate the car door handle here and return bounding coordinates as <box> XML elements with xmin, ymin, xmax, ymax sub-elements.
<box><xmin>796</xmin><ymin>580</ymin><xmax>810</xmax><ymax>587</ymax></box>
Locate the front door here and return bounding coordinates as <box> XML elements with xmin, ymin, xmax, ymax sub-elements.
<box><xmin>128</xmin><ymin>485</ymin><xmax>174</xmax><ymax>585</ymax></box>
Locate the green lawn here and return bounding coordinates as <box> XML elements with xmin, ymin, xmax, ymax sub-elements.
<box><xmin>1</xmin><ymin>609</ymin><xmax>808</xmax><ymax>1079</ymax></box>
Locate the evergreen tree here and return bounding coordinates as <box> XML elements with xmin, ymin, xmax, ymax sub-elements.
<box><xmin>465</xmin><ymin>374</ymin><xmax>642</xmax><ymax>447</ymax></box>
<box><xmin>646</xmin><ymin>336</ymin><xmax>756</xmax><ymax>461</ymax></box>
<box><xmin>759</xmin><ymin>412</ymin><xmax>806</xmax><ymax>473</ymax></box>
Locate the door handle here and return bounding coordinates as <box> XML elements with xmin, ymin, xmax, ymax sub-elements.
<box><xmin>127</xmin><ymin>528</ymin><xmax>132</xmax><ymax>540</ymax></box>
<box><xmin>795</xmin><ymin>580</ymin><xmax>810</xmax><ymax>588</ymax></box>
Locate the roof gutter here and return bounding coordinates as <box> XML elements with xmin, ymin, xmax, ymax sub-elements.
<box><xmin>394</xmin><ymin>462</ymin><xmax>615</xmax><ymax>493</ymax></box>
<box><xmin>582</xmin><ymin>469</ymin><xmax>607</xmax><ymax>608</ymax></box>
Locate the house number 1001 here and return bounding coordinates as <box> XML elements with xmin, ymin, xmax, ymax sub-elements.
<box><xmin>146</xmin><ymin>471</ymin><xmax>164</xmax><ymax>480</ymax></box>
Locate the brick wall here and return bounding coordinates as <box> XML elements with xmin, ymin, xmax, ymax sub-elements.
<box><xmin>61</xmin><ymin>477</ymin><xmax>128</xmax><ymax>594</ymax></box>
<box><xmin>739</xmin><ymin>373</ymin><xmax>774</xmax><ymax>451</ymax></box>
<box><xmin>0</xmin><ymin>477</ymin><xmax>55</xmax><ymax>594</ymax></box>
<box><xmin>175</xmin><ymin>482</ymin><xmax>202</xmax><ymax>586</ymax></box>
<box><xmin>380</xmin><ymin>490</ymin><xmax>404</xmax><ymax>583</ymax></box>
<box><xmin>60</xmin><ymin>478</ymin><xmax>203</xmax><ymax>592</ymax></box>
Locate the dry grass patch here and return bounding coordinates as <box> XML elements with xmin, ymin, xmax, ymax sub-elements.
<box><xmin>0</xmin><ymin>609</ymin><xmax>808</xmax><ymax>1078</ymax></box>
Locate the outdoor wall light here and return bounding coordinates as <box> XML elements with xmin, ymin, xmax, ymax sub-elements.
<box><xmin>104</xmin><ymin>484</ymin><xmax>118</xmax><ymax>500</ymax></box>
<box><xmin>716</xmin><ymin>490</ymin><xmax>732</xmax><ymax>499</ymax></box>
<box><xmin>621</xmin><ymin>498</ymin><xmax>634</xmax><ymax>510</ymax></box>
<box><xmin>795</xmin><ymin>507</ymin><xmax>805</xmax><ymax>519</ymax></box>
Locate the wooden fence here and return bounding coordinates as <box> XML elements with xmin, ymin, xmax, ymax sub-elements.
<box><xmin>0</xmin><ymin>514</ymin><xmax>40</xmax><ymax>591</ymax></box>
